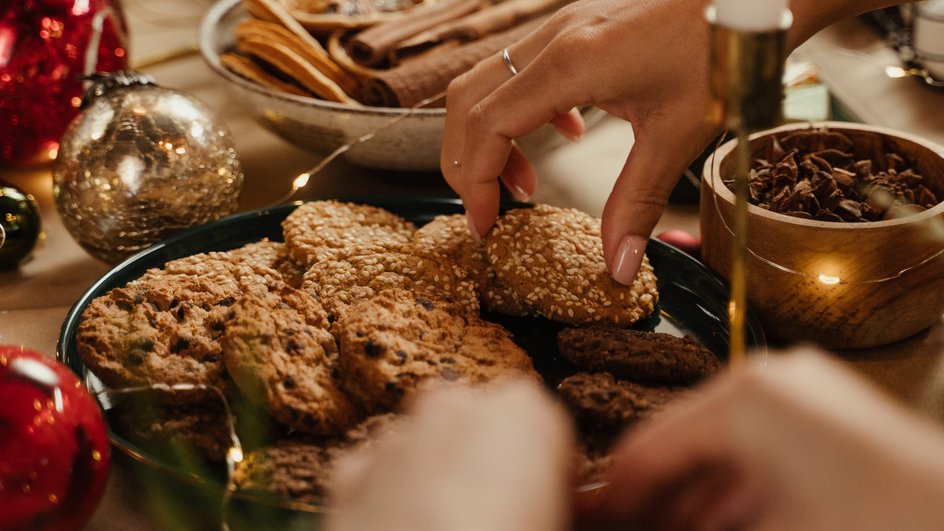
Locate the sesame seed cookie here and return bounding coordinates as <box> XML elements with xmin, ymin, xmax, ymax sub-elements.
<box><xmin>336</xmin><ymin>289</ymin><xmax>538</xmax><ymax>412</ymax></box>
<box><xmin>413</xmin><ymin>214</ymin><xmax>529</xmax><ymax>316</ymax></box>
<box><xmin>282</xmin><ymin>200</ymin><xmax>416</xmax><ymax>267</ymax></box>
<box><xmin>557</xmin><ymin>327</ymin><xmax>722</xmax><ymax>385</ymax></box>
<box><xmin>557</xmin><ymin>372</ymin><xmax>690</xmax><ymax>433</ymax></box>
<box><xmin>486</xmin><ymin>205</ymin><xmax>658</xmax><ymax>326</ymax></box>
<box><xmin>300</xmin><ymin>248</ymin><xmax>479</xmax><ymax>323</ymax></box>
<box><xmin>221</xmin><ymin>284</ymin><xmax>359</xmax><ymax>436</ymax></box>
<box><xmin>229</xmin><ymin>240</ymin><xmax>309</xmax><ymax>288</ymax></box>
<box><xmin>77</xmin><ymin>252</ymin><xmax>281</xmax><ymax>396</ymax></box>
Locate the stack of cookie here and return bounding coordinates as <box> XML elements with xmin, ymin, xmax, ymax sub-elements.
<box><xmin>76</xmin><ymin>200</ymin><xmax>664</xmax><ymax>505</ymax></box>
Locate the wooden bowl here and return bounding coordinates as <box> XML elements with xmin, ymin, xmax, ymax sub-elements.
<box><xmin>700</xmin><ymin>121</ymin><xmax>944</xmax><ymax>349</ymax></box>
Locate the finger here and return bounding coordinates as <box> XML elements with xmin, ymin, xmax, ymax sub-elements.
<box><xmin>601</xmin><ymin>109</ymin><xmax>717</xmax><ymax>285</ymax></box>
<box><xmin>499</xmin><ymin>142</ymin><xmax>537</xmax><ymax>202</ymax></box>
<box><xmin>551</xmin><ymin>107</ymin><xmax>585</xmax><ymax>142</ymax></box>
<box><xmin>441</xmin><ymin>25</ymin><xmax>558</xmax><ymax>195</ymax></box>
<box><xmin>460</xmin><ymin>44</ymin><xmax>587</xmax><ymax>237</ymax></box>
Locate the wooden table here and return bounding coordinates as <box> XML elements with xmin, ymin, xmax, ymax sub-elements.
<box><xmin>1</xmin><ymin>4</ymin><xmax>942</xmax><ymax>528</ymax></box>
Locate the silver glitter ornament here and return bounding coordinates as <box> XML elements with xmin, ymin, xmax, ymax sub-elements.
<box><xmin>53</xmin><ymin>71</ymin><xmax>243</xmax><ymax>263</ymax></box>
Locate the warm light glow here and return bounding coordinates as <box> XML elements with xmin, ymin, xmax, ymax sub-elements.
<box><xmin>818</xmin><ymin>274</ymin><xmax>841</xmax><ymax>285</ymax></box>
<box><xmin>227</xmin><ymin>446</ymin><xmax>244</xmax><ymax>464</ymax></box>
<box><xmin>885</xmin><ymin>65</ymin><xmax>907</xmax><ymax>78</ymax></box>
<box><xmin>293</xmin><ymin>173</ymin><xmax>311</xmax><ymax>190</ymax></box>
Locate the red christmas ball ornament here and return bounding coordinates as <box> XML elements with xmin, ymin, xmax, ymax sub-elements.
<box><xmin>0</xmin><ymin>0</ymin><xmax>128</xmax><ymax>167</ymax></box>
<box><xmin>655</xmin><ymin>229</ymin><xmax>701</xmax><ymax>259</ymax></box>
<box><xmin>0</xmin><ymin>345</ymin><xmax>111</xmax><ymax>530</ymax></box>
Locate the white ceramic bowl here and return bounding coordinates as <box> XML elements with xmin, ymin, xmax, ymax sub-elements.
<box><xmin>200</xmin><ymin>0</ymin><xmax>586</xmax><ymax>171</ymax></box>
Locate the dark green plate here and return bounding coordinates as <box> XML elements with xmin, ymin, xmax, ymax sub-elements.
<box><xmin>57</xmin><ymin>197</ymin><xmax>765</xmax><ymax>527</ymax></box>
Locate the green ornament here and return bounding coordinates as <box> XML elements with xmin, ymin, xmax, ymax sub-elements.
<box><xmin>0</xmin><ymin>180</ymin><xmax>42</xmax><ymax>269</ymax></box>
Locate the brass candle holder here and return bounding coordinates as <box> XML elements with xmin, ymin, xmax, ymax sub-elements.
<box><xmin>706</xmin><ymin>6</ymin><xmax>791</xmax><ymax>365</ymax></box>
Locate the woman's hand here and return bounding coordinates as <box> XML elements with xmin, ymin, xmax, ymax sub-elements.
<box><xmin>580</xmin><ymin>349</ymin><xmax>944</xmax><ymax>531</ymax></box>
<box><xmin>441</xmin><ymin>0</ymin><xmax>721</xmax><ymax>285</ymax></box>
<box><xmin>327</xmin><ymin>379</ymin><xmax>575</xmax><ymax>531</ymax></box>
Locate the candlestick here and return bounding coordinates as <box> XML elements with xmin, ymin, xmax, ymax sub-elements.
<box><xmin>707</xmin><ymin>5</ymin><xmax>791</xmax><ymax>365</ymax></box>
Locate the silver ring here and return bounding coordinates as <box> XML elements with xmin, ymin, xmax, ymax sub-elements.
<box><xmin>501</xmin><ymin>47</ymin><xmax>519</xmax><ymax>76</ymax></box>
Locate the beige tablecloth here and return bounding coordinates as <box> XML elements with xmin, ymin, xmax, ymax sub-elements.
<box><xmin>0</xmin><ymin>4</ymin><xmax>942</xmax><ymax>529</ymax></box>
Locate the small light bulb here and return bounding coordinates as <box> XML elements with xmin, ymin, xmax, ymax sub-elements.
<box><xmin>227</xmin><ymin>446</ymin><xmax>244</xmax><ymax>464</ymax></box>
<box><xmin>818</xmin><ymin>274</ymin><xmax>841</xmax><ymax>285</ymax></box>
<box><xmin>885</xmin><ymin>66</ymin><xmax>907</xmax><ymax>79</ymax></box>
<box><xmin>293</xmin><ymin>173</ymin><xmax>310</xmax><ymax>190</ymax></box>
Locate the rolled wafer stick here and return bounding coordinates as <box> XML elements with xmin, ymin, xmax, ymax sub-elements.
<box><xmin>236</xmin><ymin>34</ymin><xmax>356</xmax><ymax>103</ymax></box>
<box><xmin>347</xmin><ymin>0</ymin><xmax>486</xmax><ymax>67</ymax></box>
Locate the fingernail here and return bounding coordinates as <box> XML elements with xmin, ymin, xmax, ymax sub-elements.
<box><xmin>466</xmin><ymin>212</ymin><xmax>482</xmax><ymax>242</ymax></box>
<box><xmin>510</xmin><ymin>183</ymin><xmax>531</xmax><ymax>202</ymax></box>
<box><xmin>612</xmin><ymin>235</ymin><xmax>647</xmax><ymax>286</ymax></box>
<box><xmin>562</xmin><ymin>129</ymin><xmax>583</xmax><ymax>143</ymax></box>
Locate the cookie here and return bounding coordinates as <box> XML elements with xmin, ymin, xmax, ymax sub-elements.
<box><xmin>221</xmin><ymin>284</ymin><xmax>359</xmax><ymax>436</ymax></box>
<box><xmin>228</xmin><ymin>240</ymin><xmax>308</xmax><ymax>288</ymax></box>
<box><xmin>301</xmin><ymin>248</ymin><xmax>479</xmax><ymax>322</ymax></box>
<box><xmin>233</xmin><ymin>413</ymin><xmax>405</xmax><ymax>505</ymax></box>
<box><xmin>76</xmin><ymin>252</ymin><xmax>280</xmax><ymax>395</ymax></box>
<box><xmin>282</xmin><ymin>200</ymin><xmax>416</xmax><ymax>267</ymax></box>
<box><xmin>336</xmin><ymin>288</ymin><xmax>537</xmax><ymax>412</ymax></box>
<box><xmin>557</xmin><ymin>372</ymin><xmax>689</xmax><ymax>433</ymax></box>
<box><xmin>557</xmin><ymin>327</ymin><xmax>722</xmax><ymax>385</ymax></box>
<box><xmin>486</xmin><ymin>205</ymin><xmax>658</xmax><ymax>326</ymax></box>
<box><xmin>414</xmin><ymin>214</ymin><xmax>529</xmax><ymax>316</ymax></box>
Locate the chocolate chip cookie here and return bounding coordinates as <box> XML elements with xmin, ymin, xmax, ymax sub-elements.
<box><xmin>221</xmin><ymin>284</ymin><xmax>359</xmax><ymax>436</ymax></box>
<box><xmin>486</xmin><ymin>205</ymin><xmax>658</xmax><ymax>326</ymax></box>
<box><xmin>336</xmin><ymin>288</ymin><xmax>537</xmax><ymax>412</ymax></box>
<box><xmin>282</xmin><ymin>200</ymin><xmax>416</xmax><ymax>267</ymax></box>
<box><xmin>77</xmin><ymin>252</ymin><xmax>280</xmax><ymax>395</ymax></box>
<box><xmin>558</xmin><ymin>327</ymin><xmax>722</xmax><ymax>385</ymax></box>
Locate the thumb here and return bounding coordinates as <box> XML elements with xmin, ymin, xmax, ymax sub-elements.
<box><xmin>602</xmin><ymin>118</ymin><xmax>714</xmax><ymax>285</ymax></box>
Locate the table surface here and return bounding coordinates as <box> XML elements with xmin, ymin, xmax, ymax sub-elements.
<box><xmin>1</xmin><ymin>3</ymin><xmax>943</xmax><ymax>529</ymax></box>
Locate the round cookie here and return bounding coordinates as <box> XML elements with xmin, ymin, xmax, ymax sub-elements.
<box><xmin>486</xmin><ymin>205</ymin><xmax>659</xmax><ymax>326</ymax></box>
<box><xmin>557</xmin><ymin>372</ymin><xmax>690</xmax><ymax>432</ymax></box>
<box><xmin>282</xmin><ymin>200</ymin><xmax>416</xmax><ymax>267</ymax></box>
<box><xmin>557</xmin><ymin>327</ymin><xmax>722</xmax><ymax>385</ymax></box>
<box><xmin>229</xmin><ymin>240</ymin><xmax>309</xmax><ymax>288</ymax></box>
<box><xmin>336</xmin><ymin>288</ymin><xmax>537</xmax><ymax>412</ymax></box>
<box><xmin>221</xmin><ymin>284</ymin><xmax>359</xmax><ymax>436</ymax></box>
<box><xmin>414</xmin><ymin>214</ymin><xmax>529</xmax><ymax>316</ymax></box>
<box><xmin>77</xmin><ymin>252</ymin><xmax>281</xmax><ymax>396</ymax></box>
<box><xmin>300</xmin><ymin>248</ymin><xmax>479</xmax><ymax>323</ymax></box>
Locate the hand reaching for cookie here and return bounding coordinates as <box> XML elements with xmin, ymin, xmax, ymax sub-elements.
<box><xmin>579</xmin><ymin>349</ymin><xmax>944</xmax><ymax>531</ymax></box>
<box><xmin>326</xmin><ymin>379</ymin><xmax>574</xmax><ymax>531</ymax></box>
<box><xmin>441</xmin><ymin>0</ymin><xmax>904</xmax><ymax>285</ymax></box>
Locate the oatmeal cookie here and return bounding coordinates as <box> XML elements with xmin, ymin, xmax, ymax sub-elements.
<box><xmin>486</xmin><ymin>205</ymin><xmax>658</xmax><ymax>326</ymax></box>
<box><xmin>558</xmin><ymin>327</ymin><xmax>722</xmax><ymax>385</ymax></box>
<box><xmin>228</xmin><ymin>240</ymin><xmax>309</xmax><ymax>288</ymax></box>
<box><xmin>76</xmin><ymin>252</ymin><xmax>280</xmax><ymax>394</ymax></box>
<box><xmin>222</xmin><ymin>284</ymin><xmax>359</xmax><ymax>436</ymax></box>
<box><xmin>558</xmin><ymin>372</ymin><xmax>689</xmax><ymax>432</ymax></box>
<box><xmin>414</xmin><ymin>214</ymin><xmax>529</xmax><ymax>316</ymax></box>
<box><xmin>301</xmin><ymin>248</ymin><xmax>479</xmax><ymax>323</ymax></box>
<box><xmin>281</xmin><ymin>200</ymin><xmax>416</xmax><ymax>267</ymax></box>
<box><xmin>336</xmin><ymin>289</ymin><xmax>537</xmax><ymax>412</ymax></box>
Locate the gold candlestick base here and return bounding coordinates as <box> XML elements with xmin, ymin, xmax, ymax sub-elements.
<box><xmin>707</xmin><ymin>7</ymin><xmax>791</xmax><ymax>365</ymax></box>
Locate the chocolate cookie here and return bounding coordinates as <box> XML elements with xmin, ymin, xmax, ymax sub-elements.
<box><xmin>300</xmin><ymin>248</ymin><xmax>479</xmax><ymax>323</ymax></box>
<box><xmin>336</xmin><ymin>288</ymin><xmax>537</xmax><ymax>412</ymax></box>
<box><xmin>414</xmin><ymin>214</ymin><xmax>529</xmax><ymax>316</ymax></box>
<box><xmin>282</xmin><ymin>200</ymin><xmax>416</xmax><ymax>267</ymax></box>
<box><xmin>221</xmin><ymin>284</ymin><xmax>359</xmax><ymax>436</ymax></box>
<box><xmin>233</xmin><ymin>413</ymin><xmax>404</xmax><ymax>505</ymax></box>
<box><xmin>558</xmin><ymin>372</ymin><xmax>689</xmax><ymax>432</ymax></box>
<box><xmin>558</xmin><ymin>327</ymin><xmax>722</xmax><ymax>385</ymax></box>
<box><xmin>77</xmin><ymin>252</ymin><xmax>280</xmax><ymax>395</ymax></box>
<box><xmin>486</xmin><ymin>205</ymin><xmax>658</xmax><ymax>326</ymax></box>
<box><xmin>229</xmin><ymin>240</ymin><xmax>309</xmax><ymax>288</ymax></box>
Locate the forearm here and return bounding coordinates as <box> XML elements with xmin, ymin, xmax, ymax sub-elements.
<box><xmin>787</xmin><ymin>0</ymin><xmax>905</xmax><ymax>50</ymax></box>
